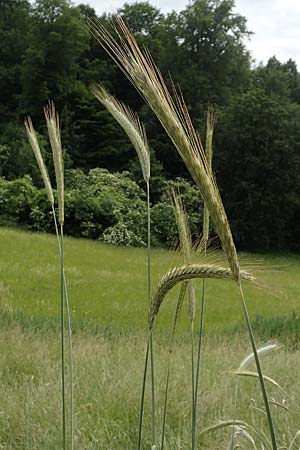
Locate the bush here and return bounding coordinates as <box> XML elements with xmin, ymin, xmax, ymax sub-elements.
<box><xmin>0</xmin><ymin>169</ymin><xmax>147</xmax><ymax>245</ymax></box>
<box><xmin>64</xmin><ymin>169</ymin><xmax>147</xmax><ymax>242</ymax></box>
<box><xmin>0</xmin><ymin>170</ymin><xmax>205</xmax><ymax>247</ymax></box>
<box><xmin>0</xmin><ymin>175</ymin><xmax>37</xmax><ymax>224</ymax></box>
<box><xmin>150</xmin><ymin>177</ymin><xmax>204</xmax><ymax>247</ymax></box>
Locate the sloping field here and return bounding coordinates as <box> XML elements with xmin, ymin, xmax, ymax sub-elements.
<box><xmin>1</xmin><ymin>226</ymin><xmax>300</xmax><ymax>335</ymax></box>
<box><xmin>0</xmin><ymin>227</ymin><xmax>299</xmax><ymax>449</ymax></box>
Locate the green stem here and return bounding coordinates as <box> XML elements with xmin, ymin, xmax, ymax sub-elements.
<box><xmin>192</xmin><ymin>278</ymin><xmax>205</xmax><ymax>448</ymax></box>
<box><xmin>238</xmin><ymin>282</ymin><xmax>277</xmax><ymax>450</ymax></box>
<box><xmin>60</xmin><ymin>223</ymin><xmax>66</xmax><ymax>450</ymax></box>
<box><xmin>161</xmin><ymin>282</ymin><xmax>187</xmax><ymax>450</ymax></box>
<box><xmin>191</xmin><ymin>320</ymin><xmax>196</xmax><ymax>450</ymax></box>
<box><xmin>52</xmin><ymin>206</ymin><xmax>73</xmax><ymax>450</ymax></box>
<box><xmin>147</xmin><ymin>182</ymin><xmax>156</xmax><ymax>448</ymax></box>
<box><xmin>161</xmin><ymin>356</ymin><xmax>171</xmax><ymax>450</ymax></box>
<box><xmin>137</xmin><ymin>336</ymin><xmax>150</xmax><ymax>450</ymax></box>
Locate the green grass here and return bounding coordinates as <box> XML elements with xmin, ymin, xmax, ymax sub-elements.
<box><xmin>1</xmin><ymin>226</ymin><xmax>300</xmax><ymax>335</ymax></box>
<box><xmin>0</xmin><ymin>325</ymin><xmax>299</xmax><ymax>450</ymax></box>
<box><xmin>1</xmin><ymin>226</ymin><xmax>300</xmax><ymax>449</ymax></box>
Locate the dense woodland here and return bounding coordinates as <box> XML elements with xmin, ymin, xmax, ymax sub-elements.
<box><xmin>1</xmin><ymin>0</ymin><xmax>300</xmax><ymax>250</ymax></box>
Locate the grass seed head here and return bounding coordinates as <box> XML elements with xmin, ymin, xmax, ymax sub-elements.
<box><xmin>93</xmin><ymin>84</ymin><xmax>150</xmax><ymax>183</ymax></box>
<box><xmin>172</xmin><ymin>189</ymin><xmax>195</xmax><ymax>322</ymax></box>
<box><xmin>203</xmin><ymin>106</ymin><xmax>215</xmax><ymax>245</ymax></box>
<box><xmin>149</xmin><ymin>264</ymin><xmax>254</xmax><ymax>329</ymax></box>
<box><xmin>89</xmin><ymin>17</ymin><xmax>240</xmax><ymax>281</ymax></box>
<box><xmin>24</xmin><ymin>116</ymin><xmax>54</xmax><ymax>205</ymax></box>
<box><xmin>44</xmin><ymin>101</ymin><xmax>64</xmax><ymax>225</ymax></box>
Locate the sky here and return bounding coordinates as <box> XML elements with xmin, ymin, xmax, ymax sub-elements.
<box><xmin>73</xmin><ymin>0</ymin><xmax>300</xmax><ymax>68</ymax></box>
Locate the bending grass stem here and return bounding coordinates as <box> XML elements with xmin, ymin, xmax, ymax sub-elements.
<box><xmin>238</xmin><ymin>282</ymin><xmax>278</xmax><ymax>450</ymax></box>
<box><xmin>147</xmin><ymin>182</ymin><xmax>156</xmax><ymax>448</ymax></box>
<box><xmin>138</xmin><ymin>336</ymin><xmax>150</xmax><ymax>450</ymax></box>
<box><xmin>52</xmin><ymin>205</ymin><xmax>74</xmax><ymax>450</ymax></box>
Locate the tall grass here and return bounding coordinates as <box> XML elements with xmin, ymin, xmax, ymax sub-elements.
<box><xmin>90</xmin><ymin>17</ymin><xmax>278</xmax><ymax>449</ymax></box>
<box><xmin>193</xmin><ymin>106</ymin><xmax>215</xmax><ymax>450</ymax></box>
<box><xmin>25</xmin><ymin>105</ymin><xmax>74</xmax><ymax>450</ymax></box>
<box><xmin>92</xmin><ymin>84</ymin><xmax>155</xmax><ymax>449</ymax></box>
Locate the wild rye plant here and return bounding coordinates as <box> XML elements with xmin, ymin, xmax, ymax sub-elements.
<box><xmin>24</xmin><ymin>106</ymin><xmax>74</xmax><ymax>450</ymax></box>
<box><xmin>92</xmin><ymin>84</ymin><xmax>156</xmax><ymax>449</ymax></box>
<box><xmin>89</xmin><ymin>16</ymin><xmax>278</xmax><ymax>450</ymax></box>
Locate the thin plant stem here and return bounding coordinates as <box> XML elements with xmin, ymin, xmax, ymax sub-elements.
<box><xmin>191</xmin><ymin>320</ymin><xmax>196</xmax><ymax>450</ymax></box>
<box><xmin>147</xmin><ymin>182</ymin><xmax>156</xmax><ymax>448</ymax></box>
<box><xmin>193</xmin><ymin>107</ymin><xmax>214</xmax><ymax>448</ymax></box>
<box><xmin>138</xmin><ymin>336</ymin><xmax>150</xmax><ymax>450</ymax></box>
<box><xmin>238</xmin><ymin>282</ymin><xmax>278</xmax><ymax>450</ymax></box>
<box><xmin>52</xmin><ymin>205</ymin><xmax>74</xmax><ymax>450</ymax></box>
<box><xmin>161</xmin><ymin>282</ymin><xmax>187</xmax><ymax>450</ymax></box>
<box><xmin>193</xmin><ymin>277</ymin><xmax>205</xmax><ymax>448</ymax></box>
<box><xmin>60</xmin><ymin>223</ymin><xmax>66</xmax><ymax>450</ymax></box>
<box><xmin>161</xmin><ymin>362</ymin><xmax>170</xmax><ymax>450</ymax></box>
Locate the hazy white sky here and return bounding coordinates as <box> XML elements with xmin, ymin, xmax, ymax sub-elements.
<box><xmin>74</xmin><ymin>0</ymin><xmax>300</xmax><ymax>68</ymax></box>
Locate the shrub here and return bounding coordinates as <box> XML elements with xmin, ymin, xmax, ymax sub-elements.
<box><xmin>151</xmin><ymin>177</ymin><xmax>204</xmax><ymax>246</ymax></box>
<box><xmin>0</xmin><ymin>175</ymin><xmax>37</xmax><ymax>224</ymax></box>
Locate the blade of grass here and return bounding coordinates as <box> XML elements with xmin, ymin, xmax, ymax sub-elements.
<box><xmin>161</xmin><ymin>282</ymin><xmax>187</xmax><ymax>450</ymax></box>
<box><xmin>238</xmin><ymin>283</ymin><xmax>278</xmax><ymax>450</ymax></box>
<box><xmin>193</xmin><ymin>106</ymin><xmax>215</xmax><ymax>449</ymax></box>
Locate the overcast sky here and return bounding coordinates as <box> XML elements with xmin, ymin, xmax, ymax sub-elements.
<box><xmin>74</xmin><ymin>0</ymin><xmax>300</xmax><ymax>68</ymax></box>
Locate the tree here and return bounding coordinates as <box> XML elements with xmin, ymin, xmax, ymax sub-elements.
<box><xmin>215</xmin><ymin>88</ymin><xmax>300</xmax><ymax>250</ymax></box>
<box><xmin>253</xmin><ymin>57</ymin><xmax>300</xmax><ymax>103</ymax></box>
<box><xmin>21</xmin><ymin>0</ymin><xmax>89</xmax><ymax>115</ymax></box>
<box><xmin>160</xmin><ymin>0</ymin><xmax>252</xmax><ymax>116</ymax></box>
<box><xmin>0</xmin><ymin>0</ymin><xmax>31</xmax><ymax>120</ymax></box>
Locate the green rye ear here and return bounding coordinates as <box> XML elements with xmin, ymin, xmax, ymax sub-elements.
<box><xmin>44</xmin><ymin>102</ymin><xmax>64</xmax><ymax>225</ymax></box>
<box><xmin>24</xmin><ymin>116</ymin><xmax>54</xmax><ymax>205</ymax></box>
<box><xmin>89</xmin><ymin>17</ymin><xmax>240</xmax><ymax>281</ymax></box>
<box><xmin>172</xmin><ymin>189</ymin><xmax>195</xmax><ymax>322</ymax></box>
<box><xmin>149</xmin><ymin>264</ymin><xmax>254</xmax><ymax>330</ymax></box>
<box><xmin>93</xmin><ymin>83</ymin><xmax>150</xmax><ymax>183</ymax></box>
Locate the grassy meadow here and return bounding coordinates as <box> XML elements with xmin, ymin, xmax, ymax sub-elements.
<box><xmin>1</xmin><ymin>226</ymin><xmax>300</xmax><ymax>449</ymax></box>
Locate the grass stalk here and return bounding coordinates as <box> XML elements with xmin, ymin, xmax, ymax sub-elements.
<box><xmin>45</xmin><ymin>103</ymin><xmax>73</xmax><ymax>450</ymax></box>
<box><xmin>60</xmin><ymin>223</ymin><xmax>66</xmax><ymax>450</ymax></box>
<box><xmin>137</xmin><ymin>336</ymin><xmax>150</xmax><ymax>450</ymax></box>
<box><xmin>52</xmin><ymin>205</ymin><xmax>74</xmax><ymax>450</ymax></box>
<box><xmin>193</xmin><ymin>106</ymin><xmax>214</xmax><ymax>449</ymax></box>
<box><xmin>193</xmin><ymin>278</ymin><xmax>205</xmax><ymax>448</ymax></box>
<box><xmin>93</xmin><ymin>84</ymin><xmax>153</xmax><ymax>448</ymax></box>
<box><xmin>161</xmin><ymin>282</ymin><xmax>187</xmax><ymax>450</ymax></box>
<box><xmin>147</xmin><ymin>181</ymin><xmax>156</xmax><ymax>449</ymax></box>
<box><xmin>25</xmin><ymin>113</ymin><xmax>73</xmax><ymax>450</ymax></box>
<box><xmin>191</xmin><ymin>320</ymin><xmax>196</xmax><ymax>450</ymax></box>
<box><xmin>238</xmin><ymin>282</ymin><xmax>278</xmax><ymax>450</ymax></box>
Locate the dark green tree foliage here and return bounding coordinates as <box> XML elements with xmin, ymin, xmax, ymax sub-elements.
<box><xmin>215</xmin><ymin>88</ymin><xmax>300</xmax><ymax>250</ymax></box>
<box><xmin>21</xmin><ymin>0</ymin><xmax>89</xmax><ymax>113</ymax></box>
<box><xmin>0</xmin><ymin>0</ymin><xmax>31</xmax><ymax>120</ymax></box>
<box><xmin>160</xmin><ymin>0</ymin><xmax>251</xmax><ymax>114</ymax></box>
<box><xmin>0</xmin><ymin>124</ymin><xmax>41</xmax><ymax>180</ymax></box>
<box><xmin>2</xmin><ymin>0</ymin><xmax>300</xmax><ymax>250</ymax></box>
<box><xmin>254</xmin><ymin>56</ymin><xmax>300</xmax><ymax>103</ymax></box>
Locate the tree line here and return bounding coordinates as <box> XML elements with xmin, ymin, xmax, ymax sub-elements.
<box><xmin>1</xmin><ymin>0</ymin><xmax>300</xmax><ymax>250</ymax></box>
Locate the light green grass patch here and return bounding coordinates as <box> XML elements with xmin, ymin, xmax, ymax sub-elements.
<box><xmin>1</xmin><ymin>227</ymin><xmax>299</xmax><ymax>334</ymax></box>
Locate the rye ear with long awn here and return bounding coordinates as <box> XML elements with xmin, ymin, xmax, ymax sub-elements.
<box><xmin>89</xmin><ymin>17</ymin><xmax>278</xmax><ymax>450</ymax></box>
<box><xmin>89</xmin><ymin>17</ymin><xmax>239</xmax><ymax>281</ymax></box>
